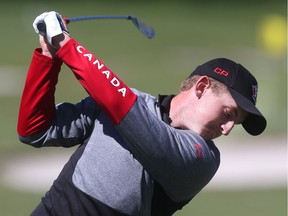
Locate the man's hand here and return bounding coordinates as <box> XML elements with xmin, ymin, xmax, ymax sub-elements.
<box><xmin>33</xmin><ymin>11</ymin><xmax>71</xmax><ymax>57</ymax></box>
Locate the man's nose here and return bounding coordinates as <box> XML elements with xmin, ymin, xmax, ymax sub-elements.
<box><xmin>221</xmin><ymin>121</ymin><xmax>235</xmax><ymax>136</ymax></box>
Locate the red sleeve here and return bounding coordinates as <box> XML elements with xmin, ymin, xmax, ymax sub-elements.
<box><xmin>56</xmin><ymin>38</ymin><xmax>137</xmax><ymax>125</ymax></box>
<box><xmin>17</xmin><ymin>49</ymin><xmax>62</xmax><ymax>136</ymax></box>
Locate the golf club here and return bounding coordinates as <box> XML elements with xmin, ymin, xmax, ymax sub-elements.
<box><xmin>37</xmin><ymin>15</ymin><xmax>155</xmax><ymax>39</ymax></box>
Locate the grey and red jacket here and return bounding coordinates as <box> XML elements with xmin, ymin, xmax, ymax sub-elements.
<box><xmin>17</xmin><ymin>39</ymin><xmax>220</xmax><ymax>216</ymax></box>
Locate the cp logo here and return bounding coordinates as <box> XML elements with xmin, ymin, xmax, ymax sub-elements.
<box><xmin>214</xmin><ymin>67</ymin><xmax>229</xmax><ymax>77</ymax></box>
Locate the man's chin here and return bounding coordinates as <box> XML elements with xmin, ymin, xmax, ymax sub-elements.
<box><xmin>200</xmin><ymin>132</ymin><xmax>221</xmax><ymax>141</ymax></box>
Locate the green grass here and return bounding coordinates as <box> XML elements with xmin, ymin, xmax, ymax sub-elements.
<box><xmin>175</xmin><ymin>188</ymin><xmax>287</xmax><ymax>216</ymax></box>
<box><xmin>0</xmin><ymin>185</ymin><xmax>41</xmax><ymax>216</ymax></box>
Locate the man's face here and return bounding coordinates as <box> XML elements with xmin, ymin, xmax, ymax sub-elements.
<box><xmin>184</xmin><ymin>88</ymin><xmax>248</xmax><ymax>140</ymax></box>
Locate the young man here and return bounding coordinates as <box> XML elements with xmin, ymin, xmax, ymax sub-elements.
<box><xmin>17</xmin><ymin>12</ymin><xmax>266</xmax><ymax>216</ymax></box>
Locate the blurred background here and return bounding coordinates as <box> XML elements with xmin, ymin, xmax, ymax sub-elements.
<box><xmin>0</xmin><ymin>0</ymin><xmax>286</xmax><ymax>215</ymax></box>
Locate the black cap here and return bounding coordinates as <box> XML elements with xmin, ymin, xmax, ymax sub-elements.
<box><xmin>190</xmin><ymin>58</ymin><xmax>267</xmax><ymax>136</ymax></box>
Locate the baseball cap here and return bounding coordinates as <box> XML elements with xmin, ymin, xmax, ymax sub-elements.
<box><xmin>190</xmin><ymin>58</ymin><xmax>267</xmax><ymax>136</ymax></box>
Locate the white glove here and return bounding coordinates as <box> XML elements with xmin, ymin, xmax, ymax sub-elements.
<box><xmin>33</xmin><ymin>11</ymin><xmax>68</xmax><ymax>45</ymax></box>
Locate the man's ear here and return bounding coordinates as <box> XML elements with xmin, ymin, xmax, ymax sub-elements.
<box><xmin>195</xmin><ymin>76</ymin><xmax>211</xmax><ymax>98</ymax></box>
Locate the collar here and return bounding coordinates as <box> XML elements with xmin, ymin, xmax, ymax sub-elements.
<box><xmin>158</xmin><ymin>94</ymin><xmax>175</xmax><ymax>125</ymax></box>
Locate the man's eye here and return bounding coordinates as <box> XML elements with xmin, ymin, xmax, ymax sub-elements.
<box><xmin>225</xmin><ymin>109</ymin><xmax>232</xmax><ymax>118</ymax></box>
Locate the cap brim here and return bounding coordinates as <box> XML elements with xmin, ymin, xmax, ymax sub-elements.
<box><xmin>228</xmin><ymin>88</ymin><xmax>267</xmax><ymax>136</ymax></box>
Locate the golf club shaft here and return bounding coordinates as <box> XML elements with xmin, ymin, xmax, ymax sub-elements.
<box><xmin>64</xmin><ymin>15</ymin><xmax>134</xmax><ymax>24</ymax></box>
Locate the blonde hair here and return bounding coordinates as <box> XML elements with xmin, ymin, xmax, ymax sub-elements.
<box><xmin>180</xmin><ymin>75</ymin><xmax>227</xmax><ymax>94</ymax></box>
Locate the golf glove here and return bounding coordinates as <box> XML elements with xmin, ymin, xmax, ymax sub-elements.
<box><xmin>33</xmin><ymin>11</ymin><xmax>68</xmax><ymax>46</ymax></box>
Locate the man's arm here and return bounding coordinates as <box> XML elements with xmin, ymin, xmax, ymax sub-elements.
<box><xmin>56</xmin><ymin>38</ymin><xmax>137</xmax><ymax>125</ymax></box>
<box><xmin>18</xmin><ymin>19</ymin><xmax>66</xmax><ymax>138</ymax></box>
<box><xmin>17</xmin><ymin>48</ymin><xmax>62</xmax><ymax>137</ymax></box>
<box><xmin>18</xmin><ymin>37</ymin><xmax>99</xmax><ymax>147</ymax></box>
<box><xmin>116</xmin><ymin>96</ymin><xmax>220</xmax><ymax>201</ymax></box>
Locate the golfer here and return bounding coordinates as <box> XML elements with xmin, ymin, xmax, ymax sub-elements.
<box><xmin>17</xmin><ymin>11</ymin><xmax>266</xmax><ymax>216</ymax></box>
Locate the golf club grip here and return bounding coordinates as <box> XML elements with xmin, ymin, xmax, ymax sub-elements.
<box><xmin>64</xmin><ymin>18</ymin><xmax>70</xmax><ymax>24</ymax></box>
